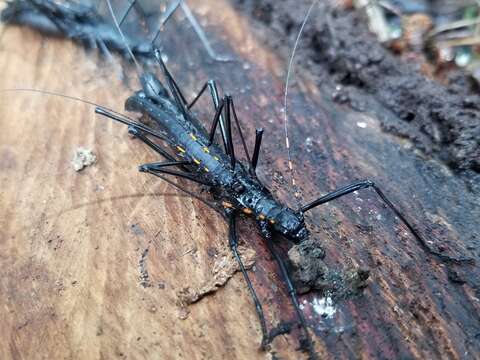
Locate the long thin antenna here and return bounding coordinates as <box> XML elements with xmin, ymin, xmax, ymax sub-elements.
<box><xmin>0</xmin><ymin>88</ymin><xmax>134</xmax><ymax>121</ymax></box>
<box><xmin>283</xmin><ymin>0</ymin><xmax>318</xmax><ymax>189</ymax></box>
<box><xmin>105</xmin><ymin>0</ymin><xmax>142</xmax><ymax>75</ymax></box>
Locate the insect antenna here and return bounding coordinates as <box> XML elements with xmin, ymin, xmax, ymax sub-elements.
<box><xmin>283</xmin><ymin>0</ymin><xmax>319</xmax><ymax>192</ymax></box>
<box><xmin>0</xmin><ymin>88</ymin><xmax>143</xmax><ymax>129</ymax></box>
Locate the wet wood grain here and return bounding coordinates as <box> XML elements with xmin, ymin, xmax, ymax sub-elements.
<box><xmin>1</xmin><ymin>1</ymin><xmax>479</xmax><ymax>359</ymax></box>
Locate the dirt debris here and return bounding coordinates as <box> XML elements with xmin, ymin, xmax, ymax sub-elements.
<box><xmin>71</xmin><ymin>147</ymin><xmax>96</xmax><ymax>171</ymax></box>
<box><xmin>288</xmin><ymin>239</ymin><xmax>369</xmax><ymax>298</ymax></box>
<box><xmin>177</xmin><ymin>246</ymin><xmax>256</xmax><ymax>306</ymax></box>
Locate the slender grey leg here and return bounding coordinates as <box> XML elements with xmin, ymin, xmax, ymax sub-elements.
<box><xmin>228</xmin><ymin>213</ymin><xmax>269</xmax><ymax>348</ymax></box>
<box><xmin>300</xmin><ymin>180</ymin><xmax>474</xmax><ymax>264</ymax></box>
<box><xmin>260</xmin><ymin>224</ymin><xmax>316</xmax><ymax>357</ymax></box>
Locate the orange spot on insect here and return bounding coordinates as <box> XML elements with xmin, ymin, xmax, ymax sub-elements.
<box><xmin>258</xmin><ymin>214</ymin><xmax>266</xmax><ymax>221</ymax></box>
<box><xmin>242</xmin><ymin>208</ymin><xmax>253</xmax><ymax>215</ymax></box>
<box><xmin>222</xmin><ymin>201</ymin><xmax>233</xmax><ymax>209</ymax></box>
<box><xmin>269</xmin><ymin>219</ymin><xmax>276</xmax><ymax>225</ymax></box>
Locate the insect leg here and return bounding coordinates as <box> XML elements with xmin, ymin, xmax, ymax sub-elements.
<box><xmin>207</xmin><ymin>98</ymin><xmax>225</xmax><ymax>145</ymax></box>
<box><xmin>95</xmin><ymin>107</ymin><xmax>168</xmax><ymax>142</ymax></box>
<box><xmin>224</xmin><ymin>96</ymin><xmax>236</xmax><ymax>168</ymax></box>
<box><xmin>169</xmin><ymin>76</ymin><xmax>228</xmax><ymax>154</ymax></box>
<box><xmin>229</xmin><ymin>96</ymin><xmax>251</xmax><ymax>165</ymax></box>
<box><xmin>260</xmin><ymin>225</ymin><xmax>316</xmax><ymax>356</ymax></box>
<box><xmin>179</xmin><ymin>1</ymin><xmax>232</xmax><ymax>62</ymax></box>
<box><xmin>140</xmin><ymin>160</ymin><xmax>190</xmax><ymax>170</ymax></box>
<box><xmin>251</xmin><ymin>129</ymin><xmax>264</xmax><ymax>173</ymax></box>
<box><xmin>228</xmin><ymin>212</ymin><xmax>269</xmax><ymax>348</ymax></box>
<box><xmin>188</xmin><ymin>80</ymin><xmax>219</xmax><ymax>110</ymax></box>
<box><xmin>118</xmin><ymin>0</ymin><xmax>137</xmax><ymax>26</ymax></box>
<box><xmin>300</xmin><ymin>180</ymin><xmax>474</xmax><ymax>264</ymax></box>
<box><xmin>188</xmin><ymin>80</ymin><xmax>229</xmax><ymax>154</ymax></box>
<box><xmin>153</xmin><ymin>49</ymin><xmax>188</xmax><ymax>116</ymax></box>
<box><xmin>128</xmin><ymin>126</ymin><xmax>177</xmax><ymax>162</ymax></box>
<box><xmin>140</xmin><ymin>169</ymin><xmax>218</xmax><ymax>212</ymax></box>
<box><xmin>140</xmin><ymin>164</ymin><xmax>211</xmax><ymax>186</ymax></box>
<box><xmin>151</xmin><ymin>0</ymin><xmax>182</xmax><ymax>45</ymax></box>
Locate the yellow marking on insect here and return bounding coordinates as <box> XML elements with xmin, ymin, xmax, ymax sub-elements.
<box><xmin>193</xmin><ymin>158</ymin><xmax>201</xmax><ymax>165</ymax></box>
<box><xmin>203</xmin><ymin>147</ymin><xmax>210</xmax><ymax>153</ymax></box>
<box><xmin>269</xmin><ymin>219</ymin><xmax>276</xmax><ymax>225</ymax></box>
<box><xmin>258</xmin><ymin>214</ymin><xmax>266</xmax><ymax>221</ymax></box>
<box><xmin>242</xmin><ymin>208</ymin><xmax>253</xmax><ymax>215</ymax></box>
<box><xmin>222</xmin><ymin>201</ymin><xmax>233</xmax><ymax>209</ymax></box>
<box><xmin>190</xmin><ymin>133</ymin><xmax>198</xmax><ymax>141</ymax></box>
<box><xmin>204</xmin><ymin>167</ymin><xmax>209</xmax><ymax>172</ymax></box>
<box><xmin>176</xmin><ymin>145</ymin><xmax>186</xmax><ymax>153</ymax></box>
<box><xmin>214</xmin><ymin>156</ymin><xmax>220</xmax><ymax>161</ymax></box>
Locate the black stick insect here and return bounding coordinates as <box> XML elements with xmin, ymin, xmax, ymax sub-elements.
<box><xmin>93</xmin><ymin>0</ymin><xmax>473</xmax><ymax>357</ymax></box>
<box><xmin>0</xmin><ymin>0</ymin><xmax>231</xmax><ymax>61</ymax></box>
<box><xmin>1</xmin><ymin>0</ymin><xmax>474</xmax><ymax>358</ymax></box>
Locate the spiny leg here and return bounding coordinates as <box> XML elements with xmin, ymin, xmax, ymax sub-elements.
<box><xmin>152</xmin><ymin>54</ymin><xmax>230</xmax><ymax>153</ymax></box>
<box><xmin>128</xmin><ymin>126</ymin><xmax>177</xmax><ymax>163</ymax></box>
<box><xmin>207</xmin><ymin>98</ymin><xmax>225</xmax><ymax>145</ymax></box>
<box><xmin>188</xmin><ymin>80</ymin><xmax>229</xmax><ymax>153</ymax></box>
<box><xmin>95</xmin><ymin>107</ymin><xmax>168</xmax><ymax>142</ymax></box>
<box><xmin>228</xmin><ymin>96</ymin><xmax>251</xmax><ymax>164</ymax></box>
<box><xmin>228</xmin><ymin>212</ymin><xmax>269</xmax><ymax>348</ymax></box>
<box><xmin>140</xmin><ymin>163</ymin><xmax>211</xmax><ymax>186</ymax></box>
<box><xmin>144</xmin><ymin>169</ymin><xmax>218</xmax><ymax>212</ymax></box>
<box><xmin>224</xmin><ymin>95</ymin><xmax>236</xmax><ymax>168</ymax></box>
<box><xmin>251</xmin><ymin>128</ymin><xmax>264</xmax><ymax>174</ymax></box>
<box><xmin>260</xmin><ymin>224</ymin><xmax>316</xmax><ymax>357</ymax></box>
<box><xmin>153</xmin><ymin>49</ymin><xmax>188</xmax><ymax>118</ymax></box>
<box><xmin>300</xmin><ymin>180</ymin><xmax>474</xmax><ymax>264</ymax></box>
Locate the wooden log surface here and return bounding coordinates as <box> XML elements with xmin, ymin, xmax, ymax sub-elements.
<box><xmin>1</xmin><ymin>1</ymin><xmax>479</xmax><ymax>359</ymax></box>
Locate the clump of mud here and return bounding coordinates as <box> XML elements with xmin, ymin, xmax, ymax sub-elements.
<box><xmin>71</xmin><ymin>147</ymin><xmax>96</xmax><ymax>171</ymax></box>
<box><xmin>233</xmin><ymin>0</ymin><xmax>480</xmax><ymax>184</ymax></box>
<box><xmin>288</xmin><ymin>239</ymin><xmax>369</xmax><ymax>299</ymax></box>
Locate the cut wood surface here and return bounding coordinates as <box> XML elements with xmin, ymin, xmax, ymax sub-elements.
<box><xmin>1</xmin><ymin>1</ymin><xmax>479</xmax><ymax>359</ymax></box>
